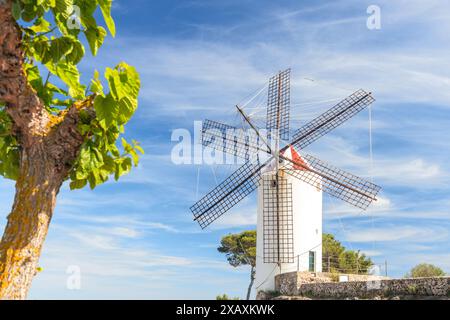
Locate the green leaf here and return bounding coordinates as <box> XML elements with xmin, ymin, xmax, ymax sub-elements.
<box><xmin>93</xmin><ymin>93</ymin><xmax>118</xmax><ymax>128</ymax></box>
<box><xmin>135</xmin><ymin>145</ymin><xmax>144</xmax><ymax>154</ymax></box>
<box><xmin>25</xmin><ymin>64</ymin><xmax>44</xmax><ymax>92</ymax></box>
<box><xmin>114</xmin><ymin>157</ymin><xmax>132</xmax><ymax>181</ymax></box>
<box><xmin>12</xmin><ymin>1</ymin><xmax>22</xmax><ymax>20</ymax></box>
<box><xmin>49</xmin><ymin>36</ymin><xmax>73</xmax><ymax>63</ymax></box>
<box><xmin>98</xmin><ymin>0</ymin><xmax>116</xmax><ymax>37</ymax></box>
<box><xmin>29</xmin><ymin>17</ymin><xmax>51</xmax><ymax>33</ymax></box>
<box><xmin>66</xmin><ymin>39</ymin><xmax>85</xmax><ymax>64</ymax></box>
<box><xmin>88</xmin><ymin>169</ymin><xmax>101</xmax><ymax>189</ymax></box>
<box><xmin>31</xmin><ymin>38</ymin><xmax>51</xmax><ymax>63</ymax></box>
<box><xmin>45</xmin><ymin>61</ymin><xmax>85</xmax><ymax>98</ymax></box>
<box><xmin>46</xmin><ymin>83</ymin><xmax>68</xmax><ymax>96</ymax></box>
<box><xmin>54</xmin><ymin>0</ymin><xmax>74</xmax><ymax>19</ymax></box>
<box><xmin>130</xmin><ymin>150</ymin><xmax>139</xmax><ymax>166</ymax></box>
<box><xmin>70</xmin><ymin>179</ymin><xmax>87</xmax><ymax>190</ymax></box>
<box><xmin>90</xmin><ymin>69</ymin><xmax>103</xmax><ymax>94</ymax></box>
<box><xmin>21</xmin><ymin>2</ymin><xmax>39</xmax><ymax>22</ymax></box>
<box><xmin>77</xmin><ymin>0</ymin><xmax>98</xmax><ymax>29</ymax></box>
<box><xmin>84</xmin><ymin>26</ymin><xmax>107</xmax><ymax>56</ymax></box>
<box><xmin>79</xmin><ymin>144</ymin><xmax>103</xmax><ymax>171</ymax></box>
<box><xmin>0</xmin><ymin>130</ymin><xmax>20</xmax><ymax>181</ymax></box>
<box><xmin>104</xmin><ymin>62</ymin><xmax>140</xmax><ymax>124</ymax></box>
<box><xmin>109</xmin><ymin>144</ymin><xmax>120</xmax><ymax>157</ymax></box>
<box><xmin>116</xmin><ymin>62</ymin><xmax>140</xmax><ymax>98</ymax></box>
<box><xmin>104</xmin><ymin>67</ymin><xmax>121</xmax><ymax>100</ymax></box>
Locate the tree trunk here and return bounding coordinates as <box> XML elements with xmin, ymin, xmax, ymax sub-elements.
<box><xmin>246</xmin><ymin>266</ymin><xmax>255</xmax><ymax>300</ymax></box>
<box><xmin>0</xmin><ymin>0</ymin><xmax>91</xmax><ymax>299</ymax></box>
<box><xmin>0</xmin><ymin>145</ymin><xmax>64</xmax><ymax>299</ymax></box>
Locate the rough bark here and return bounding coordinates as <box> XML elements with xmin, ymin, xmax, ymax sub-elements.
<box><xmin>0</xmin><ymin>1</ymin><xmax>91</xmax><ymax>299</ymax></box>
<box><xmin>0</xmin><ymin>112</ymin><xmax>89</xmax><ymax>299</ymax></box>
<box><xmin>0</xmin><ymin>1</ymin><xmax>50</xmax><ymax>146</ymax></box>
<box><xmin>246</xmin><ymin>266</ymin><xmax>255</xmax><ymax>300</ymax></box>
<box><xmin>0</xmin><ymin>146</ymin><xmax>62</xmax><ymax>299</ymax></box>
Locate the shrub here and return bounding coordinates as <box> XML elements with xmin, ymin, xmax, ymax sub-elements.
<box><xmin>216</xmin><ymin>294</ymin><xmax>240</xmax><ymax>300</ymax></box>
<box><xmin>405</xmin><ymin>264</ymin><xmax>446</xmax><ymax>278</ymax></box>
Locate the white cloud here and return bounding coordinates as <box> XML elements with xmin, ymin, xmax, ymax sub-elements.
<box><xmin>361</xmin><ymin>250</ymin><xmax>383</xmax><ymax>257</ymax></box>
<box><xmin>344</xmin><ymin>225</ymin><xmax>449</xmax><ymax>243</ymax></box>
<box><xmin>58</xmin><ymin>212</ymin><xmax>180</xmax><ymax>233</ymax></box>
<box><xmin>210</xmin><ymin>203</ymin><xmax>257</xmax><ymax>229</ymax></box>
<box><xmin>69</xmin><ymin>233</ymin><xmax>118</xmax><ymax>250</ymax></box>
<box><xmin>324</xmin><ymin>194</ymin><xmax>392</xmax><ymax>220</ymax></box>
<box><xmin>393</xmin><ymin>253</ymin><xmax>450</xmax><ymax>274</ymax></box>
<box><xmin>371</xmin><ymin>159</ymin><xmax>441</xmax><ymax>184</ymax></box>
<box><xmin>310</xmin><ymin>134</ymin><xmax>448</xmax><ymax>189</ymax></box>
<box><xmin>110</xmin><ymin>227</ymin><xmax>140</xmax><ymax>238</ymax></box>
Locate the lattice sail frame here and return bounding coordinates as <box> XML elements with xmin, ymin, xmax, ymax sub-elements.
<box><xmin>267</xmin><ymin>69</ymin><xmax>290</xmax><ymax>141</ymax></box>
<box><xmin>262</xmin><ymin>174</ymin><xmax>294</xmax><ymax>263</ymax></box>
<box><xmin>190</xmin><ymin>161</ymin><xmax>265</xmax><ymax>229</ymax></box>
<box><xmin>191</xmin><ymin>70</ymin><xmax>380</xmax><ymax>255</ymax></box>
<box><xmin>291</xmin><ymin>89</ymin><xmax>374</xmax><ymax>150</ymax></box>
<box><xmin>281</xmin><ymin>153</ymin><xmax>381</xmax><ymax>210</ymax></box>
<box><xmin>201</xmin><ymin>119</ymin><xmax>269</xmax><ymax>162</ymax></box>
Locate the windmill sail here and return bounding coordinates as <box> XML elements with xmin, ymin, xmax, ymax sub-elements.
<box><xmin>190</xmin><ymin>161</ymin><xmax>265</xmax><ymax>229</ymax></box>
<box><xmin>290</xmin><ymin>89</ymin><xmax>375</xmax><ymax>151</ymax></box>
<box><xmin>202</xmin><ymin>119</ymin><xmax>269</xmax><ymax>161</ymax></box>
<box><xmin>266</xmin><ymin>69</ymin><xmax>290</xmax><ymax>141</ymax></box>
<box><xmin>262</xmin><ymin>174</ymin><xmax>294</xmax><ymax>263</ymax></box>
<box><xmin>192</xmin><ymin>69</ymin><xmax>381</xmax><ymax>240</ymax></box>
<box><xmin>281</xmin><ymin>153</ymin><xmax>381</xmax><ymax>210</ymax></box>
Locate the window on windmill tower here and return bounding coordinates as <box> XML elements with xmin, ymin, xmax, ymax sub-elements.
<box><xmin>309</xmin><ymin>251</ymin><xmax>316</xmax><ymax>272</ymax></box>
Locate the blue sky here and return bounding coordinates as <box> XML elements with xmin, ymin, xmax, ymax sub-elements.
<box><xmin>1</xmin><ymin>0</ymin><xmax>450</xmax><ymax>299</ymax></box>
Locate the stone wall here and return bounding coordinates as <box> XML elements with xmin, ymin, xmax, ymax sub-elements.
<box><xmin>274</xmin><ymin>271</ymin><xmax>388</xmax><ymax>295</ymax></box>
<box><xmin>261</xmin><ymin>271</ymin><xmax>450</xmax><ymax>299</ymax></box>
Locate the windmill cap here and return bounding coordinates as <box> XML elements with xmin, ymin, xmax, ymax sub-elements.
<box><xmin>282</xmin><ymin>146</ymin><xmax>311</xmax><ymax>171</ymax></box>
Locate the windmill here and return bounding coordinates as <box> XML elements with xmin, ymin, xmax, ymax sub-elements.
<box><xmin>190</xmin><ymin>69</ymin><xmax>381</xmax><ymax>292</ymax></box>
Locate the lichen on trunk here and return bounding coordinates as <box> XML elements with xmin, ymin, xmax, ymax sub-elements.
<box><xmin>0</xmin><ymin>145</ymin><xmax>64</xmax><ymax>299</ymax></box>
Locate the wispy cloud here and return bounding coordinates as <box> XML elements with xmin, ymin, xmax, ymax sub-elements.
<box><xmin>344</xmin><ymin>225</ymin><xmax>449</xmax><ymax>243</ymax></box>
<box><xmin>210</xmin><ymin>203</ymin><xmax>257</xmax><ymax>229</ymax></box>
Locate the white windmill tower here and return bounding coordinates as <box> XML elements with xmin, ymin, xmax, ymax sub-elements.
<box><xmin>191</xmin><ymin>69</ymin><xmax>381</xmax><ymax>295</ymax></box>
<box><xmin>255</xmin><ymin>145</ymin><xmax>323</xmax><ymax>292</ymax></box>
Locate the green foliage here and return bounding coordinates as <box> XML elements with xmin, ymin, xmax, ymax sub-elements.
<box><xmin>0</xmin><ymin>106</ymin><xmax>20</xmax><ymax>180</ymax></box>
<box><xmin>17</xmin><ymin>0</ymin><xmax>118</xmax><ymax>104</ymax></box>
<box><xmin>218</xmin><ymin>230</ymin><xmax>256</xmax><ymax>268</ymax></box>
<box><xmin>338</xmin><ymin>250</ymin><xmax>372</xmax><ymax>274</ymax></box>
<box><xmin>322</xmin><ymin>233</ymin><xmax>345</xmax><ymax>271</ymax></box>
<box><xmin>216</xmin><ymin>294</ymin><xmax>240</xmax><ymax>300</ymax></box>
<box><xmin>69</xmin><ymin>63</ymin><xmax>142</xmax><ymax>190</ymax></box>
<box><xmin>0</xmin><ymin>1</ymin><xmax>143</xmax><ymax>188</ymax></box>
<box><xmin>96</xmin><ymin>63</ymin><xmax>140</xmax><ymax>127</ymax></box>
<box><xmin>322</xmin><ymin>233</ymin><xmax>373</xmax><ymax>274</ymax></box>
<box><xmin>405</xmin><ymin>263</ymin><xmax>446</xmax><ymax>278</ymax></box>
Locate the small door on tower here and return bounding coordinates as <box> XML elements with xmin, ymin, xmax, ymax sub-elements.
<box><xmin>309</xmin><ymin>251</ymin><xmax>316</xmax><ymax>272</ymax></box>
